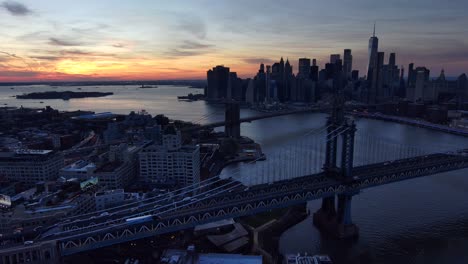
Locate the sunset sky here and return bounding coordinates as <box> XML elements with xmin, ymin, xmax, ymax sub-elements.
<box><xmin>1</xmin><ymin>0</ymin><xmax>467</xmax><ymax>82</ymax></box>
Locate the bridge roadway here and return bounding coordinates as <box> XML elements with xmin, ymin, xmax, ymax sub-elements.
<box><xmin>351</xmin><ymin>112</ymin><xmax>468</xmax><ymax>137</ymax></box>
<box><xmin>183</xmin><ymin>107</ymin><xmax>325</xmax><ymax>132</ymax></box>
<box><xmin>29</xmin><ymin>150</ymin><xmax>468</xmax><ymax>256</ymax></box>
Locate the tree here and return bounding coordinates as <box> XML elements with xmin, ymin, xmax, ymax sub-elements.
<box><xmin>154</xmin><ymin>114</ymin><xmax>169</xmax><ymax>126</ymax></box>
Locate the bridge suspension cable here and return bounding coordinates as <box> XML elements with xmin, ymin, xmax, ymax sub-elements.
<box><xmin>64</xmin><ymin>125</ymin><xmax>352</xmax><ymax>237</ymax></box>
<box><xmin>58</xmin><ymin>124</ymin><xmax>356</xmax><ymax>235</ymax></box>
<box><xmin>354</xmin><ymin>133</ymin><xmax>464</xmax><ymax>166</ymax></box>
<box><xmin>190</xmin><ymin>108</ymin><xmax>225</xmax><ymax>125</ymax></box>
<box><xmin>52</xmin><ymin>125</ymin><xmax>335</xmax><ymax>235</ymax></box>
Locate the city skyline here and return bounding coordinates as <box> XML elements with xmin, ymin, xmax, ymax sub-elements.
<box><xmin>1</xmin><ymin>0</ymin><xmax>468</xmax><ymax>82</ymax></box>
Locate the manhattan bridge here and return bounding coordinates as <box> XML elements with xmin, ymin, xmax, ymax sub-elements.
<box><xmin>2</xmin><ymin>96</ymin><xmax>468</xmax><ymax>263</ymax></box>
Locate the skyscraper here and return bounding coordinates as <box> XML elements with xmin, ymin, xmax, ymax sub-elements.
<box><xmin>398</xmin><ymin>67</ymin><xmax>406</xmax><ymax>98</ymax></box>
<box><xmin>266</xmin><ymin>65</ymin><xmax>271</xmax><ymax>100</ymax></box>
<box><xmin>376</xmin><ymin>51</ymin><xmax>385</xmax><ymax>100</ymax></box>
<box><xmin>389</xmin><ymin>53</ymin><xmax>396</xmax><ymax>67</ymax></box>
<box><xmin>351</xmin><ymin>70</ymin><xmax>359</xmax><ymax>81</ymax></box>
<box><xmin>298</xmin><ymin>58</ymin><xmax>311</xmax><ymax>78</ymax></box>
<box><xmin>367</xmin><ymin>23</ymin><xmax>379</xmax><ymax>79</ymax></box>
<box><xmin>206</xmin><ymin>65</ymin><xmax>230</xmax><ymax>101</ymax></box>
<box><xmin>407</xmin><ymin>63</ymin><xmax>416</xmax><ymax>88</ymax></box>
<box><xmin>343</xmin><ymin>49</ymin><xmax>353</xmax><ymax>79</ymax></box>
<box><xmin>310</xmin><ymin>59</ymin><xmax>319</xmax><ymax>81</ymax></box>
<box><xmin>330</xmin><ymin>54</ymin><xmax>341</xmax><ymax>64</ymax></box>
<box><xmin>284</xmin><ymin>59</ymin><xmax>293</xmax><ymax>101</ymax></box>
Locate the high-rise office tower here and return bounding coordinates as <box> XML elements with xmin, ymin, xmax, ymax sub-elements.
<box><xmin>414</xmin><ymin>68</ymin><xmax>429</xmax><ymax>101</ymax></box>
<box><xmin>389</xmin><ymin>53</ymin><xmax>396</xmax><ymax>66</ymax></box>
<box><xmin>330</xmin><ymin>54</ymin><xmax>341</xmax><ymax>64</ymax></box>
<box><xmin>298</xmin><ymin>58</ymin><xmax>311</xmax><ymax>78</ymax></box>
<box><xmin>376</xmin><ymin>52</ymin><xmax>385</xmax><ymax>100</ymax></box>
<box><xmin>325</xmin><ymin>63</ymin><xmax>335</xmax><ymax>80</ymax></box>
<box><xmin>259</xmin><ymin>63</ymin><xmax>265</xmax><ymax>73</ymax></box>
<box><xmin>310</xmin><ymin>59</ymin><xmax>319</xmax><ymax>81</ymax></box>
<box><xmin>407</xmin><ymin>63</ymin><xmax>415</xmax><ymax>88</ymax></box>
<box><xmin>333</xmin><ymin>59</ymin><xmax>344</xmax><ymax>91</ymax></box>
<box><xmin>279</xmin><ymin>58</ymin><xmax>284</xmax><ymax>98</ymax></box>
<box><xmin>266</xmin><ymin>65</ymin><xmax>271</xmax><ymax>100</ymax></box>
<box><xmin>255</xmin><ymin>64</ymin><xmax>266</xmax><ymax>102</ymax></box>
<box><xmin>228</xmin><ymin>72</ymin><xmax>242</xmax><ymax>101</ymax></box>
<box><xmin>351</xmin><ymin>70</ymin><xmax>359</xmax><ymax>81</ymax></box>
<box><xmin>285</xmin><ymin>59</ymin><xmax>293</xmax><ymax>76</ymax></box>
<box><xmin>206</xmin><ymin>65</ymin><xmax>230</xmax><ymax>100</ymax></box>
<box><xmin>398</xmin><ymin>67</ymin><xmax>406</xmax><ymax>98</ymax></box>
<box><xmin>284</xmin><ymin>59</ymin><xmax>293</xmax><ymax>101</ymax></box>
<box><xmin>367</xmin><ymin>23</ymin><xmax>379</xmax><ymax>79</ymax></box>
<box><xmin>343</xmin><ymin>49</ymin><xmax>352</xmax><ymax>79</ymax></box>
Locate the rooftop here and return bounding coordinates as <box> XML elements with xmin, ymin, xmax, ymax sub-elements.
<box><xmin>96</xmin><ymin>189</ymin><xmax>124</xmax><ymax>197</ymax></box>
<box><xmin>95</xmin><ymin>161</ymin><xmax>124</xmax><ymax>173</ymax></box>
<box><xmin>198</xmin><ymin>254</ymin><xmax>262</xmax><ymax>264</ymax></box>
<box><xmin>61</xmin><ymin>160</ymin><xmax>96</xmax><ymax>172</ymax></box>
<box><xmin>0</xmin><ymin>149</ymin><xmax>58</xmax><ymax>161</ymax></box>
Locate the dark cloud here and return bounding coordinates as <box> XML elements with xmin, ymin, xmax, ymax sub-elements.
<box><xmin>59</xmin><ymin>49</ymin><xmax>117</xmax><ymax>58</ymax></box>
<box><xmin>48</xmin><ymin>37</ymin><xmax>83</xmax><ymax>46</ymax></box>
<box><xmin>0</xmin><ymin>70</ymin><xmax>39</xmax><ymax>77</ymax></box>
<box><xmin>17</xmin><ymin>31</ymin><xmax>49</xmax><ymax>41</ymax></box>
<box><xmin>0</xmin><ymin>51</ymin><xmax>20</xmax><ymax>59</ymax></box>
<box><xmin>29</xmin><ymin>55</ymin><xmax>60</xmax><ymax>61</ymax></box>
<box><xmin>1</xmin><ymin>1</ymin><xmax>32</xmax><ymax>16</ymax></box>
<box><xmin>164</xmin><ymin>40</ymin><xmax>214</xmax><ymax>58</ymax></box>
<box><xmin>177</xmin><ymin>16</ymin><xmax>206</xmax><ymax>39</ymax></box>
<box><xmin>0</xmin><ymin>50</ymin><xmax>33</xmax><ymax>70</ymax></box>
<box><xmin>178</xmin><ymin>40</ymin><xmax>213</xmax><ymax>50</ymax></box>
<box><xmin>72</xmin><ymin>23</ymin><xmax>109</xmax><ymax>32</ymax></box>
<box><xmin>242</xmin><ymin>58</ymin><xmax>275</xmax><ymax>65</ymax></box>
<box><xmin>164</xmin><ymin>49</ymin><xmax>206</xmax><ymax>57</ymax></box>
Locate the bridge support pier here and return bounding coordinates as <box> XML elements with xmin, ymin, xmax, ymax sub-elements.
<box><xmin>313</xmin><ymin>194</ymin><xmax>359</xmax><ymax>239</ymax></box>
<box><xmin>336</xmin><ymin>194</ymin><xmax>359</xmax><ymax>238</ymax></box>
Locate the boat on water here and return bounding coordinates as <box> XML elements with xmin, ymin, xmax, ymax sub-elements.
<box><xmin>77</xmin><ymin>88</ymin><xmax>82</xmax><ymax>90</ymax></box>
<box><xmin>139</xmin><ymin>85</ymin><xmax>157</xmax><ymax>88</ymax></box>
<box><xmin>10</xmin><ymin>87</ymin><xmax>14</xmax><ymax>89</ymax></box>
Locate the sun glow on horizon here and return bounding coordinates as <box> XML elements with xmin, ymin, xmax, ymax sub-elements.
<box><xmin>0</xmin><ymin>0</ymin><xmax>467</xmax><ymax>82</ymax></box>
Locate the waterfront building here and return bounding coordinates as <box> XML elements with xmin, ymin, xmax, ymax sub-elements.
<box><xmin>228</xmin><ymin>72</ymin><xmax>242</xmax><ymax>101</ymax></box>
<box><xmin>330</xmin><ymin>54</ymin><xmax>341</xmax><ymax>64</ymax></box>
<box><xmin>95</xmin><ymin>189</ymin><xmax>125</xmax><ymax>211</ymax></box>
<box><xmin>343</xmin><ymin>49</ymin><xmax>353</xmax><ymax>79</ymax></box>
<box><xmin>0</xmin><ymin>150</ymin><xmax>64</xmax><ymax>186</ymax></box>
<box><xmin>206</xmin><ymin>65</ymin><xmax>230</xmax><ymax>101</ymax></box>
<box><xmin>367</xmin><ymin>23</ymin><xmax>379</xmax><ymax>79</ymax></box>
<box><xmin>298</xmin><ymin>58</ymin><xmax>311</xmax><ymax>78</ymax></box>
<box><xmin>406</xmin><ymin>67</ymin><xmax>430</xmax><ymax>102</ymax></box>
<box><xmin>139</xmin><ymin>127</ymin><xmax>200</xmax><ymax>187</ymax></box>
<box><xmin>0</xmin><ymin>182</ymin><xmax>95</xmax><ymax>234</ymax></box>
<box><xmin>60</xmin><ymin>143</ymin><xmax>143</xmax><ymax>189</ymax></box>
<box><xmin>310</xmin><ymin>59</ymin><xmax>319</xmax><ymax>82</ymax></box>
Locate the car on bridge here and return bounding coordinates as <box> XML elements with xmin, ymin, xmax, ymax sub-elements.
<box><xmin>125</xmin><ymin>215</ymin><xmax>152</xmax><ymax>224</ymax></box>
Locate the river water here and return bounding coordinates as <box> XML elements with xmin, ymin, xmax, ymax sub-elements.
<box><xmin>2</xmin><ymin>85</ymin><xmax>468</xmax><ymax>263</ymax></box>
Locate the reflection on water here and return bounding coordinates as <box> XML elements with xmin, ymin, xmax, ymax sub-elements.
<box><xmin>3</xmin><ymin>85</ymin><xmax>468</xmax><ymax>263</ymax></box>
<box><xmin>0</xmin><ymin>85</ymin><xmax>213</xmax><ymax>123</ymax></box>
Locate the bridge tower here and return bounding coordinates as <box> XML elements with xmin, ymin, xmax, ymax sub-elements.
<box><xmin>313</xmin><ymin>92</ymin><xmax>359</xmax><ymax>239</ymax></box>
<box><xmin>225</xmin><ymin>100</ymin><xmax>241</xmax><ymax>138</ymax></box>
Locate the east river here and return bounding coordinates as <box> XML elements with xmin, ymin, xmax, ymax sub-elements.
<box><xmin>2</xmin><ymin>85</ymin><xmax>468</xmax><ymax>263</ymax></box>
